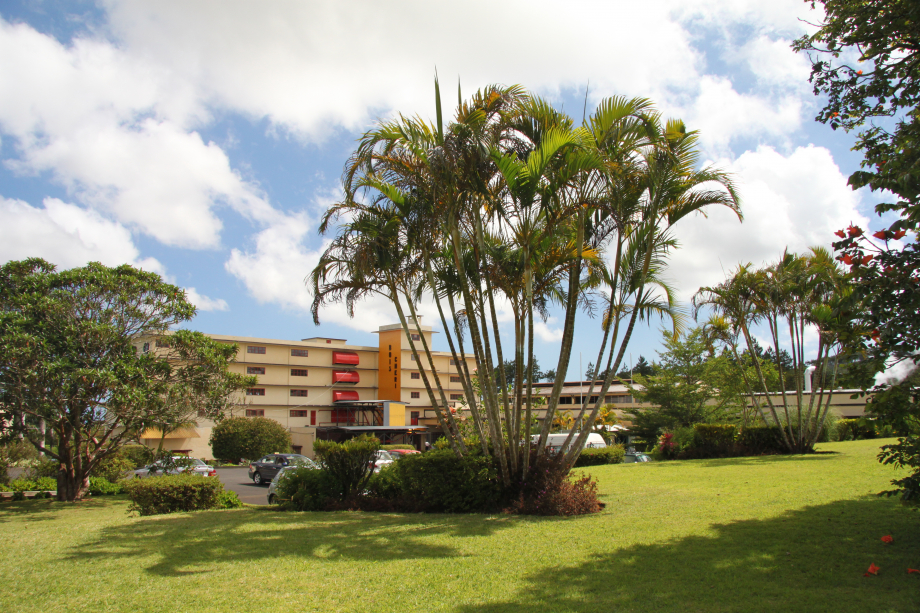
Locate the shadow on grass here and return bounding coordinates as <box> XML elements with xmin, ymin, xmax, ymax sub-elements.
<box><xmin>690</xmin><ymin>453</ymin><xmax>842</xmax><ymax>468</ymax></box>
<box><xmin>0</xmin><ymin>496</ymin><xmax>126</xmax><ymax>522</ymax></box>
<box><xmin>67</xmin><ymin>508</ymin><xmax>520</xmax><ymax>577</ymax></box>
<box><xmin>457</xmin><ymin>496</ymin><xmax>920</xmax><ymax>613</ymax></box>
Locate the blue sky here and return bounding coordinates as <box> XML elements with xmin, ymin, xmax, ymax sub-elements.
<box><xmin>0</xmin><ymin>1</ymin><xmax>883</xmax><ymax>378</ymax></box>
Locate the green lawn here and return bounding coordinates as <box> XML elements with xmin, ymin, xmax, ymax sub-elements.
<box><xmin>1</xmin><ymin>439</ymin><xmax>918</xmax><ymax>613</ymax></box>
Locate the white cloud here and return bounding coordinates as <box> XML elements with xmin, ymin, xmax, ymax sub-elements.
<box><xmin>668</xmin><ymin>144</ymin><xmax>871</xmax><ymax>302</ymax></box>
<box><xmin>534</xmin><ymin>319</ymin><xmax>563</xmax><ymax>343</ymax></box>
<box><xmin>0</xmin><ymin>195</ymin><xmax>163</xmax><ymax>273</ymax></box>
<box><xmin>740</xmin><ymin>36</ymin><xmax>813</xmax><ymax>88</ymax></box>
<box><xmin>0</xmin><ymin>18</ymin><xmax>274</xmax><ymax>249</ymax></box>
<box><xmin>184</xmin><ymin>287</ymin><xmax>229</xmax><ymax>312</ymax></box>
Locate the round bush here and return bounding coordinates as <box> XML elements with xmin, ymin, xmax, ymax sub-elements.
<box><xmin>210</xmin><ymin>416</ymin><xmax>291</xmax><ymax>463</ymax></box>
<box><xmin>275</xmin><ymin>465</ymin><xmax>338</xmax><ymax>511</ymax></box>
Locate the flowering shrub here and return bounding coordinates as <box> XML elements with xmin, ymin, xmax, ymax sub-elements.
<box><xmin>658</xmin><ymin>432</ymin><xmax>679</xmax><ymax>459</ymax></box>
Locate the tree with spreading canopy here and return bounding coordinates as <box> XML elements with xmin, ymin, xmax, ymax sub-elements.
<box><xmin>0</xmin><ymin>259</ymin><xmax>253</xmax><ymax>501</ymax></box>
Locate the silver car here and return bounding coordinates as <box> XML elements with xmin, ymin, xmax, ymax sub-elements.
<box><xmin>133</xmin><ymin>457</ymin><xmax>216</xmax><ymax>478</ymax></box>
<box><xmin>266</xmin><ymin>459</ymin><xmax>319</xmax><ymax>504</ymax></box>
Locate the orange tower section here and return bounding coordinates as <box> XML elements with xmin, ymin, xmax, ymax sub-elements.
<box><xmin>378</xmin><ymin>328</ymin><xmax>402</xmax><ymax>401</ymax></box>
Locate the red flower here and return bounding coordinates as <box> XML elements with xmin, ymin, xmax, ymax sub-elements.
<box><xmin>881</xmin><ymin>535</ymin><xmax>893</xmax><ymax>543</ymax></box>
<box><xmin>893</xmin><ymin>230</ymin><xmax>907</xmax><ymax>240</ymax></box>
<box><xmin>864</xmin><ymin>563</ymin><xmax>880</xmax><ymax>576</ymax></box>
<box><xmin>861</xmin><ymin>255</ymin><xmax>874</xmax><ymax>265</ymax></box>
<box><xmin>873</xmin><ymin>230</ymin><xmax>888</xmax><ymax>240</ymax></box>
<box><xmin>857</xmin><ymin>70</ymin><xmax>863</xmax><ymax>75</ymax></box>
<box><xmin>834</xmin><ymin>229</ymin><xmax>846</xmax><ymax>238</ymax></box>
<box><xmin>842</xmin><ymin>254</ymin><xmax>854</xmax><ymax>265</ymax></box>
<box><xmin>908</xmin><ymin>568</ymin><xmax>920</xmax><ymax>574</ymax></box>
<box><xmin>847</xmin><ymin>225</ymin><xmax>863</xmax><ymax>237</ymax></box>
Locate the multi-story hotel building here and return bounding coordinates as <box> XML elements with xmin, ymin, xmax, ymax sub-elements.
<box><xmin>138</xmin><ymin>318</ymin><xmax>476</xmax><ymax>459</ymax></box>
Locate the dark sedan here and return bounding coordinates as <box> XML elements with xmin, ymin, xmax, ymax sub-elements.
<box><xmin>248</xmin><ymin>454</ymin><xmax>310</xmax><ymax>485</ymax></box>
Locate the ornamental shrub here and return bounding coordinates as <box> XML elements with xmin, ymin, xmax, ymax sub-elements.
<box><xmin>508</xmin><ymin>450</ymin><xmax>601</xmax><ymax>516</ymax></box>
<box><xmin>119</xmin><ymin>445</ymin><xmax>154</xmax><ymax>470</ymax></box>
<box><xmin>217</xmin><ymin>490</ymin><xmax>243</xmax><ymax>509</ymax></box>
<box><xmin>382</xmin><ymin>449</ymin><xmax>504</xmax><ymax>513</ymax></box>
<box><xmin>736</xmin><ymin>426</ymin><xmax>786</xmax><ymax>455</ymax></box>
<box><xmin>93</xmin><ymin>455</ymin><xmax>135</xmax><ymax>483</ymax></box>
<box><xmin>275</xmin><ymin>465</ymin><xmax>339</xmax><ymax>511</ymax></box>
<box><xmin>1</xmin><ymin>477</ymin><xmax>57</xmax><ymax>492</ymax></box>
<box><xmin>124</xmin><ymin>474</ymin><xmax>224</xmax><ymax>516</ymax></box>
<box><xmin>836</xmin><ymin>418</ymin><xmax>878</xmax><ymax>441</ymax></box>
<box><xmin>313</xmin><ymin>435</ymin><xmax>379</xmax><ymax>502</ymax></box>
<box><xmin>574</xmin><ymin>445</ymin><xmax>626</xmax><ymax>467</ymax></box>
<box><xmin>380</xmin><ymin>444</ymin><xmax>415</xmax><ymax>451</ymax></box>
<box><xmin>691</xmin><ymin>424</ymin><xmax>738</xmax><ymax>457</ymax></box>
<box><xmin>89</xmin><ymin>477</ymin><xmax>124</xmax><ymax>496</ymax></box>
<box><xmin>210</xmin><ymin>416</ymin><xmax>291</xmax><ymax>463</ymax></box>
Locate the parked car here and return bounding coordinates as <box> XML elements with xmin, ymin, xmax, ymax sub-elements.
<box><xmin>371</xmin><ymin>450</ymin><xmax>394</xmax><ymax>473</ymax></box>
<box><xmin>386</xmin><ymin>449</ymin><xmax>421</xmax><ymax>459</ymax></box>
<box><xmin>248</xmin><ymin>454</ymin><xmax>311</xmax><ymax>485</ymax></box>
<box><xmin>134</xmin><ymin>457</ymin><xmax>216</xmax><ymax>478</ymax></box>
<box><xmin>532</xmin><ymin>432</ymin><xmax>607</xmax><ymax>454</ymax></box>
<box><xmin>623</xmin><ymin>452</ymin><xmax>652</xmax><ymax>463</ymax></box>
<box><xmin>266</xmin><ymin>460</ymin><xmax>319</xmax><ymax>504</ymax></box>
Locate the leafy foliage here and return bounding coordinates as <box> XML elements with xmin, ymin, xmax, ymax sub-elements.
<box><xmin>209</xmin><ymin>416</ymin><xmax>291</xmax><ymax>463</ymax></box>
<box><xmin>312</xmin><ymin>435</ymin><xmax>379</xmax><ymax>502</ymax></box>
<box><xmin>124</xmin><ymin>474</ymin><xmax>224</xmax><ymax>516</ymax></box>
<box><xmin>275</xmin><ymin>465</ymin><xmax>338</xmax><ymax>511</ymax></box>
<box><xmin>0</xmin><ymin>259</ymin><xmax>253</xmax><ymax>501</ymax></box>
<box><xmin>573</xmin><ymin>445</ymin><xmax>625</xmax><ymax>467</ymax></box>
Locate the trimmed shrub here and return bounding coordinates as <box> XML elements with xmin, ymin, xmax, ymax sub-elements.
<box><xmin>89</xmin><ymin>477</ymin><xmax>124</xmax><ymax>496</ymax></box>
<box><xmin>381</xmin><ymin>450</ymin><xmax>504</xmax><ymax>513</ymax></box>
<box><xmin>837</xmin><ymin>418</ymin><xmax>877</xmax><ymax>441</ymax></box>
<box><xmin>124</xmin><ymin>474</ymin><xmax>224</xmax><ymax>516</ymax></box>
<box><xmin>380</xmin><ymin>444</ymin><xmax>415</xmax><ymax>451</ymax></box>
<box><xmin>691</xmin><ymin>424</ymin><xmax>738</xmax><ymax>457</ymax></box>
<box><xmin>736</xmin><ymin>426</ymin><xmax>786</xmax><ymax>455</ymax></box>
<box><xmin>313</xmin><ymin>435</ymin><xmax>379</xmax><ymax>502</ymax></box>
<box><xmin>0</xmin><ymin>476</ymin><xmax>57</xmax><ymax>492</ymax></box>
<box><xmin>574</xmin><ymin>445</ymin><xmax>626</xmax><ymax>467</ymax></box>
<box><xmin>210</xmin><ymin>416</ymin><xmax>292</xmax><ymax>463</ymax></box>
<box><xmin>217</xmin><ymin>490</ymin><xmax>243</xmax><ymax>509</ymax></box>
<box><xmin>275</xmin><ymin>465</ymin><xmax>339</xmax><ymax>511</ymax></box>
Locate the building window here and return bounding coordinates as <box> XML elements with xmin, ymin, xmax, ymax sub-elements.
<box><xmin>142</xmin><ymin>342</ymin><xmax>150</xmax><ymax>353</ymax></box>
<box><xmin>450</xmin><ymin>394</ymin><xmax>463</xmax><ymax>401</ymax></box>
<box><xmin>559</xmin><ymin>396</ymin><xmax>573</xmax><ymax>404</ymax></box>
<box><xmin>291</xmin><ymin>390</ymin><xmax>309</xmax><ymax>397</ymax></box>
<box><xmin>246</xmin><ymin>409</ymin><xmax>264</xmax><ymax>417</ymax></box>
<box><xmin>290</xmin><ymin>410</ymin><xmax>309</xmax><ymax>417</ymax></box>
<box><xmin>247</xmin><ymin>366</ymin><xmax>265</xmax><ymax>375</ymax></box>
<box><xmin>411</xmin><ymin>333</ymin><xmax>421</xmax><ymax>341</ymax></box>
<box><xmin>450</xmin><ymin>376</ymin><xmax>461</xmax><ymax>383</ymax></box>
<box><xmin>411</xmin><ymin>392</ymin><xmax>420</xmax><ymax>399</ymax></box>
<box><xmin>291</xmin><ymin>348</ymin><xmax>309</xmax><ymax>357</ymax></box>
<box><xmin>310</xmin><ymin>410</ymin><xmax>316</xmax><ymax>426</ymax></box>
<box><xmin>411</xmin><ymin>372</ymin><xmax>420</xmax><ymax>380</ymax></box>
<box><xmin>449</xmin><ymin>358</ymin><xmax>457</xmax><ymax>366</ymax></box>
<box><xmin>410</xmin><ymin>411</ymin><xmax>419</xmax><ymax>426</ymax></box>
<box><xmin>410</xmin><ymin>354</ymin><xmax>417</xmax><ymax>361</ymax></box>
<box><xmin>292</xmin><ymin>445</ymin><xmax>303</xmax><ymax>455</ymax></box>
<box><xmin>247</xmin><ymin>346</ymin><xmax>266</xmax><ymax>354</ymax></box>
<box><xmin>291</xmin><ymin>369</ymin><xmax>308</xmax><ymax>377</ymax></box>
<box><xmin>246</xmin><ymin>388</ymin><xmax>265</xmax><ymax>396</ymax></box>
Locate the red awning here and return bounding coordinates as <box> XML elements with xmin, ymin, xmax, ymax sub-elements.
<box><xmin>332</xmin><ymin>370</ymin><xmax>360</xmax><ymax>384</ymax></box>
<box><xmin>333</xmin><ymin>390</ymin><xmax>360</xmax><ymax>402</ymax></box>
<box><xmin>332</xmin><ymin>351</ymin><xmax>359</xmax><ymax>365</ymax></box>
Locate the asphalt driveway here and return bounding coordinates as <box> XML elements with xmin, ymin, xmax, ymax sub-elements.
<box><xmin>215</xmin><ymin>467</ymin><xmax>269</xmax><ymax>505</ymax></box>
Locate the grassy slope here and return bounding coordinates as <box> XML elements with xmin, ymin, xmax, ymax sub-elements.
<box><xmin>0</xmin><ymin>439</ymin><xmax>917</xmax><ymax>613</ymax></box>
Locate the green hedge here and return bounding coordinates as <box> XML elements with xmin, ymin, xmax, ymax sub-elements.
<box><xmin>275</xmin><ymin>465</ymin><xmax>339</xmax><ymax>511</ymax></box>
<box><xmin>0</xmin><ymin>477</ymin><xmax>57</xmax><ymax>492</ymax></box>
<box><xmin>376</xmin><ymin>450</ymin><xmax>503</xmax><ymax>513</ymax></box>
<box><xmin>124</xmin><ymin>474</ymin><xmax>224</xmax><ymax>516</ymax></box>
<box><xmin>89</xmin><ymin>477</ymin><xmax>124</xmax><ymax>496</ymax></box>
<box><xmin>836</xmin><ymin>418</ymin><xmax>877</xmax><ymax>441</ymax></box>
<box><xmin>736</xmin><ymin>426</ymin><xmax>786</xmax><ymax>455</ymax></box>
<box><xmin>380</xmin><ymin>444</ymin><xmax>416</xmax><ymax>451</ymax></box>
<box><xmin>574</xmin><ymin>445</ymin><xmax>626</xmax><ymax>467</ymax></box>
<box><xmin>692</xmin><ymin>424</ymin><xmax>738</xmax><ymax>457</ymax></box>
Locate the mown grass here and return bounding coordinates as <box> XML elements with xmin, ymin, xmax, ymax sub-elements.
<box><xmin>1</xmin><ymin>439</ymin><xmax>917</xmax><ymax>613</ymax></box>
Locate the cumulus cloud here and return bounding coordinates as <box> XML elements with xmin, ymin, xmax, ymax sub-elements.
<box><xmin>184</xmin><ymin>287</ymin><xmax>229</xmax><ymax>312</ymax></box>
<box><xmin>0</xmin><ymin>18</ymin><xmax>274</xmax><ymax>249</ymax></box>
<box><xmin>0</xmin><ymin>195</ymin><xmax>163</xmax><ymax>272</ymax></box>
<box><xmin>667</xmin><ymin>144</ymin><xmax>871</xmax><ymax>301</ymax></box>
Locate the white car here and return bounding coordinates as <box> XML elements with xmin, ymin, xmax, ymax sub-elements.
<box><xmin>371</xmin><ymin>450</ymin><xmax>394</xmax><ymax>473</ymax></box>
<box><xmin>133</xmin><ymin>457</ymin><xmax>216</xmax><ymax>478</ymax></box>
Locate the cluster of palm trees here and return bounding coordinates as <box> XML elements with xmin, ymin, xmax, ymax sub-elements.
<box><xmin>310</xmin><ymin>82</ymin><xmax>740</xmax><ymax>485</ymax></box>
<box><xmin>694</xmin><ymin>248</ymin><xmax>854</xmax><ymax>453</ymax></box>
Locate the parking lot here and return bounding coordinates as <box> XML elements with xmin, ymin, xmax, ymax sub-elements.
<box><xmin>215</xmin><ymin>467</ymin><xmax>269</xmax><ymax>505</ymax></box>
